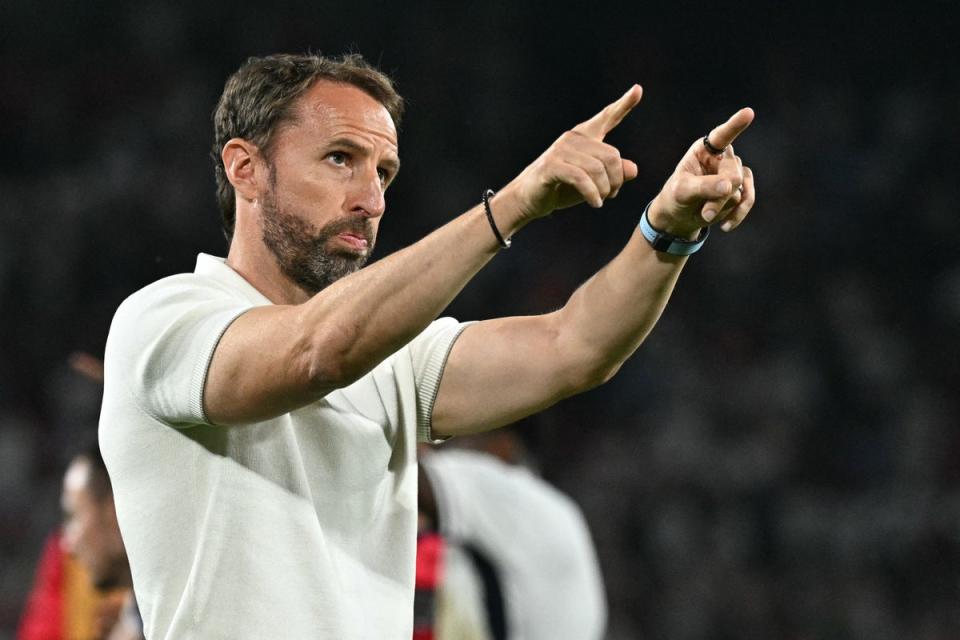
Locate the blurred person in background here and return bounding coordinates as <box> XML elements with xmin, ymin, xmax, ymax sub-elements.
<box><xmin>19</xmin><ymin>443</ymin><xmax>143</xmax><ymax>640</ymax></box>
<box><xmin>18</xmin><ymin>355</ymin><xmax>140</xmax><ymax>640</ymax></box>
<box><xmin>17</xmin><ymin>528</ymin><xmax>124</xmax><ymax>640</ymax></box>
<box><xmin>417</xmin><ymin>429</ymin><xmax>607</xmax><ymax>640</ymax></box>
<box><xmin>99</xmin><ymin>52</ymin><xmax>755</xmax><ymax>639</ymax></box>
<box><xmin>61</xmin><ymin>445</ymin><xmax>142</xmax><ymax>640</ymax></box>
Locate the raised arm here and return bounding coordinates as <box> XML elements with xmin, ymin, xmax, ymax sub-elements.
<box><xmin>203</xmin><ymin>85</ymin><xmax>648</xmax><ymax>425</ymax></box>
<box><xmin>431</xmin><ymin>107</ymin><xmax>756</xmax><ymax>436</ymax></box>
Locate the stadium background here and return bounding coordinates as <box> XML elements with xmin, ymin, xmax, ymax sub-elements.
<box><xmin>1</xmin><ymin>1</ymin><xmax>958</xmax><ymax>638</ymax></box>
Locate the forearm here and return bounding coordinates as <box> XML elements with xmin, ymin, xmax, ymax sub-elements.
<box><xmin>430</xmin><ymin>98</ymin><xmax>757</xmax><ymax>435</ymax></box>
<box><xmin>555</xmin><ymin>225</ymin><xmax>687</xmax><ymax>386</ymax></box>
<box><xmin>430</xmin><ymin>223</ymin><xmax>688</xmax><ymax>437</ymax></box>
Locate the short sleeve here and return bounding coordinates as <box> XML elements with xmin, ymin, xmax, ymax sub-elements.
<box><xmin>104</xmin><ymin>277</ymin><xmax>254</xmax><ymax>427</ymax></box>
<box><xmin>407</xmin><ymin>317</ymin><xmax>472</xmax><ymax>443</ymax></box>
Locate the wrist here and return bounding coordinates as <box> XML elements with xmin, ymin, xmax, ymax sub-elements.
<box><xmin>490</xmin><ymin>182</ymin><xmax>537</xmax><ymax>234</ymax></box>
<box><xmin>639</xmin><ymin>200</ymin><xmax>709</xmax><ymax>256</ymax></box>
<box><xmin>647</xmin><ymin>195</ymin><xmax>703</xmax><ymax>241</ymax></box>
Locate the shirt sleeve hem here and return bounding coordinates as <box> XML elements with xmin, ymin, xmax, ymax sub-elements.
<box><xmin>416</xmin><ymin>322</ymin><xmax>473</xmax><ymax>444</ymax></box>
<box><xmin>191</xmin><ymin>307</ymin><xmax>252</xmax><ymax>426</ymax></box>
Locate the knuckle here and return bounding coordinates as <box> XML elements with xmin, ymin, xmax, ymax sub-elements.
<box><xmin>600</xmin><ymin>142</ymin><xmax>620</xmax><ymax>159</ymax></box>
<box><xmin>669</xmin><ymin>179</ymin><xmax>685</xmax><ymax>199</ymax></box>
<box><xmin>604</xmin><ymin>152</ymin><xmax>622</xmax><ymax>171</ymax></box>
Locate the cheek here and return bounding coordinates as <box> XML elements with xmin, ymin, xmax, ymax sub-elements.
<box><xmin>75</xmin><ymin>519</ymin><xmax>96</xmax><ymax>550</ymax></box>
<box><xmin>277</xmin><ymin>163</ymin><xmax>343</xmax><ymax>201</ymax></box>
<box><xmin>272</xmin><ymin>177</ymin><xmax>344</xmax><ymax>224</ymax></box>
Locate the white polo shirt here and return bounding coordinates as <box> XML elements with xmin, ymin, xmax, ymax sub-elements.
<box><xmin>422</xmin><ymin>450</ymin><xmax>608</xmax><ymax>640</ymax></box>
<box><xmin>99</xmin><ymin>254</ymin><xmax>467</xmax><ymax>640</ymax></box>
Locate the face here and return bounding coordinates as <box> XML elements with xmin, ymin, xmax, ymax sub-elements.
<box><xmin>258</xmin><ymin>80</ymin><xmax>400</xmax><ymax>295</ymax></box>
<box><xmin>61</xmin><ymin>458</ymin><xmax>128</xmax><ymax>591</ymax></box>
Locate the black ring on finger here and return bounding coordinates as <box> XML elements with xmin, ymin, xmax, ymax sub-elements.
<box><xmin>702</xmin><ymin>135</ymin><xmax>725</xmax><ymax>156</ymax></box>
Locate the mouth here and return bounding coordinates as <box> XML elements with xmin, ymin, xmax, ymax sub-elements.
<box><xmin>335</xmin><ymin>232</ymin><xmax>370</xmax><ymax>253</ymax></box>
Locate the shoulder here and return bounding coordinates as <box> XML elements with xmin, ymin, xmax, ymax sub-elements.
<box><xmin>115</xmin><ymin>271</ymin><xmax>239</xmax><ymax>321</ymax></box>
<box><xmin>109</xmin><ymin>271</ymin><xmax>252</xmax><ymax>342</ymax></box>
<box><xmin>105</xmin><ymin>269</ymin><xmax>254</xmax><ymax>375</ymax></box>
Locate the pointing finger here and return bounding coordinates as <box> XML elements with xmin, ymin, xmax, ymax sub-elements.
<box><xmin>573</xmin><ymin>85</ymin><xmax>643</xmax><ymax>140</ymax></box>
<box><xmin>704</xmin><ymin>107</ymin><xmax>755</xmax><ymax>152</ymax></box>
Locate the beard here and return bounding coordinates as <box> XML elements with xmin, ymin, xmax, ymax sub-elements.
<box><xmin>259</xmin><ymin>189</ymin><xmax>375</xmax><ymax>296</ymax></box>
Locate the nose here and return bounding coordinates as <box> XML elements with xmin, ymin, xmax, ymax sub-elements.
<box><xmin>349</xmin><ymin>167</ymin><xmax>386</xmax><ymax>219</ymax></box>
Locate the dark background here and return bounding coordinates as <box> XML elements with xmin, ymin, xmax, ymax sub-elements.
<box><xmin>1</xmin><ymin>1</ymin><xmax>958</xmax><ymax>638</ymax></box>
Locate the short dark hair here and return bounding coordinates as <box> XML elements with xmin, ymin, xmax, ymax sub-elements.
<box><xmin>211</xmin><ymin>53</ymin><xmax>405</xmax><ymax>243</ymax></box>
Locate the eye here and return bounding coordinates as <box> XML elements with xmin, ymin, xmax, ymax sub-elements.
<box><xmin>328</xmin><ymin>151</ymin><xmax>349</xmax><ymax>166</ymax></box>
<box><xmin>377</xmin><ymin>168</ymin><xmax>388</xmax><ymax>184</ymax></box>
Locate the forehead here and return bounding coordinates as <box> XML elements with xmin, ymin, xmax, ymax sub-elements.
<box><xmin>287</xmin><ymin>80</ymin><xmax>398</xmax><ymax>149</ymax></box>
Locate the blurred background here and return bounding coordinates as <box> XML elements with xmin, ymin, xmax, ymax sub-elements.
<box><xmin>1</xmin><ymin>1</ymin><xmax>958</xmax><ymax>638</ymax></box>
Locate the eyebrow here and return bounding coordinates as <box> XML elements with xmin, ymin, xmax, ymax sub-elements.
<box><xmin>328</xmin><ymin>137</ymin><xmax>401</xmax><ymax>174</ymax></box>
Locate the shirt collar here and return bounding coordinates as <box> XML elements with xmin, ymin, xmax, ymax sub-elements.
<box><xmin>194</xmin><ymin>253</ymin><xmax>272</xmax><ymax>305</ymax></box>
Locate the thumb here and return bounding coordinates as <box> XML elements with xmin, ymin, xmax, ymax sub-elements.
<box><xmin>673</xmin><ymin>173</ymin><xmax>734</xmax><ymax>204</ymax></box>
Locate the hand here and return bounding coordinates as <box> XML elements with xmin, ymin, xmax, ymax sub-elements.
<box><xmin>649</xmin><ymin>108</ymin><xmax>756</xmax><ymax>238</ymax></box>
<box><xmin>502</xmin><ymin>85</ymin><xmax>643</xmax><ymax>222</ymax></box>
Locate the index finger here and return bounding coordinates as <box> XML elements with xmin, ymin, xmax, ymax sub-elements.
<box><xmin>705</xmin><ymin>107</ymin><xmax>755</xmax><ymax>150</ymax></box>
<box><xmin>573</xmin><ymin>84</ymin><xmax>643</xmax><ymax>140</ymax></box>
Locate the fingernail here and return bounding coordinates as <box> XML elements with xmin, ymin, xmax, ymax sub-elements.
<box><xmin>721</xmin><ymin>221</ymin><xmax>733</xmax><ymax>232</ymax></box>
<box><xmin>703</xmin><ymin>209</ymin><xmax>717</xmax><ymax>223</ymax></box>
<box><xmin>717</xmin><ymin>180</ymin><xmax>732</xmax><ymax>195</ymax></box>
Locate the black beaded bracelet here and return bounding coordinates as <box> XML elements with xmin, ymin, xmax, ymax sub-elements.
<box><xmin>482</xmin><ymin>189</ymin><xmax>511</xmax><ymax>249</ymax></box>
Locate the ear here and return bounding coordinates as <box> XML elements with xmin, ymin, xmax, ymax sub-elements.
<box><xmin>221</xmin><ymin>138</ymin><xmax>265</xmax><ymax>203</ymax></box>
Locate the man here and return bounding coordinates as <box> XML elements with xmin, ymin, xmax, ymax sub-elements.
<box><xmin>18</xmin><ymin>357</ymin><xmax>132</xmax><ymax>640</ymax></box>
<box><xmin>99</xmin><ymin>53</ymin><xmax>755</xmax><ymax>639</ymax></box>
<box><xmin>418</xmin><ymin>431</ymin><xmax>607</xmax><ymax>639</ymax></box>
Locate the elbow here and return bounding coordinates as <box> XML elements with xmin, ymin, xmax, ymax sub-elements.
<box><xmin>305</xmin><ymin>357</ymin><xmax>354</xmax><ymax>393</ymax></box>
<box><xmin>301</xmin><ymin>322</ymin><xmax>366</xmax><ymax>392</ymax></box>
<box><xmin>563</xmin><ymin>357</ymin><xmax>623</xmax><ymax>396</ymax></box>
<box><xmin>553</xmin><ymin>320</ymin><xmax>625</xmax><ymax>396</ymax></box>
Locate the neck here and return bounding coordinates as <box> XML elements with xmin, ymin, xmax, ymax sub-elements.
<box><xmin>225</xmin><ymin>231</ymin><xmax>312</xmax><ymax>306</ymax></box>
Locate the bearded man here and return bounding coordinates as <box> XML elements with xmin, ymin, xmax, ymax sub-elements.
<box><xmin>99</xmin><ymin>52</ymin><xmax>756</xmax><ymax>640</ymax></box>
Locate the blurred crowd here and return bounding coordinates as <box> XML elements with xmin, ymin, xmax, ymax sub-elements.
<box><xmin>1</xmin><ymin>1</ymin><xmax>958</xmax><ymax>638</ymax></box>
